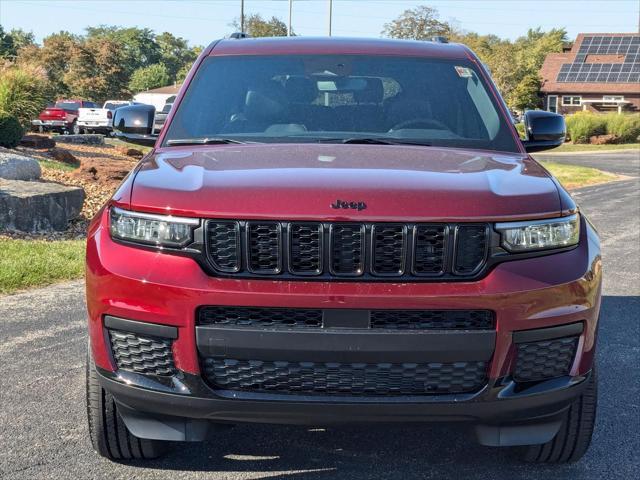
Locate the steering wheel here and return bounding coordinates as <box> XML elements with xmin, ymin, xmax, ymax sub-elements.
<box><xmin>389</xmin><ymin>118</ymin><xmax>448</xmax><ymax>131</ymax></box>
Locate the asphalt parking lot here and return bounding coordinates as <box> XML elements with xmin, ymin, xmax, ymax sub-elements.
<box><xmin>1</xmin><ymin>151</ymin><xmax>638</xmax><ymax>479</ymax></box>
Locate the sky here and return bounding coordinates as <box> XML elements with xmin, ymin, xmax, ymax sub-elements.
<box><xmin>0</xmin><ymin>0</ymin><xmax>638</xmax><ymax>47</ymax></box>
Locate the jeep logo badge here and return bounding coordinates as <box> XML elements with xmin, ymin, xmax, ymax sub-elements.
<box><xmin>331</xmin><ymin>199</ymin><xmax>367</xmax><ymax>211</ymax></box>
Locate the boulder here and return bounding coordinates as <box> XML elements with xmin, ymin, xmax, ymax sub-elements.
<box><xmin>54</xmin><ymin>134</ymin><xmax>104</xmax><ymax>145</ymax></box>
<box><xmin>589</xmin><ymin>134</ymin><xmax>619</xmax><ymax>145</ymax></box>
<box><xmin>49</xmin><ymin>147</ymin><xmax>79</xmax><ymax>165</ymax></box>
<box><xmin>20</xmin><ymin>134</ymin><xmax>56</xmax><ymax>149</ymax></box>
<box><xmin>0</xmin><ymin>179</ymin><xmax>85</xmax><ymax>232</ymax></box>
<box><xmin>0</xmin><ymin>150</ymin><xmax>41</xmax><ymax>180</ymax></box>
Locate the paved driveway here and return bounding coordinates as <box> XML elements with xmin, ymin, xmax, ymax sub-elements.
<box><xmin>1</xmin><ymin>152</ymin><xmax>638</xmax><ymax>479</ymax></box>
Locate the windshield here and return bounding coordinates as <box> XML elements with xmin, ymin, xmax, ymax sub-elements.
<box><xmin>104</xmin><ymin>102</ymin><xmax>128</xmax><ymax>110</ymax></box>
<box><xmin>55</xmin><ymin>101</ymin><xmax>81</xmax><ymax>110</ymax></box>
<box><xmin>163</xmin><ymin>55</ymin><xmax>519</xmax><ymax>152</ymax></box>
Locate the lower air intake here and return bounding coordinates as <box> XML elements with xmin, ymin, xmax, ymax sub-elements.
<box><xmin>109</xmin><ymin>330</ymin><xmax>176</xmax><ymax>376</ymax></box>
<box><xmin>202</xmin><ymin>358</ymin><xmax>487</xmax><ymax>395</ymax></box>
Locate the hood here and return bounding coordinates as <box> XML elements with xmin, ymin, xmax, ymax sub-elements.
<box><xmin>129</xmin><ymin>144</ymin><xmax>560</xmax><ymax>222</ymax></box>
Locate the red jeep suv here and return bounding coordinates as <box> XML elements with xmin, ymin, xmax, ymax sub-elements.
<box><xmin>86</xmin><ymin>37</ymin><xmax>601</xmax><ymax>464</ymax></box>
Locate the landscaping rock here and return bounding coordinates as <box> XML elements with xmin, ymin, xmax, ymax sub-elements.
<box><xmin>48</xmin><ymin>147</ymin><xmax>79</xmax><ymax>165</ymax></box>
<box><xmin>589</xmin><ymin>134</ymin><xmax>620</xmax><ymax>145</ymax></box>
<box><xmin>54</xmin><ymin>134</ymin><xmax>104</xmax><ymax>145</ymax></box>
<box><xmin>20</xmin><ymin>134</ymin><xmax>56</xmax><ymax>149</ymax></box>
<box><xmin>0</xmin><ymin>150</ymin><xmax>41</xmax><ymax>180</ymax></box>
<box><xmin>0</xmin><ymin>179</ymin><xmax>85</xmax><ymax>232</ymax></box>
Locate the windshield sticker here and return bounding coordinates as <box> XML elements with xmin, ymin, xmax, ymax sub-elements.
<box><xmin>455</xmin><ymin>66</ymin><xmax>473</xmax><ymax>78</ymax></box>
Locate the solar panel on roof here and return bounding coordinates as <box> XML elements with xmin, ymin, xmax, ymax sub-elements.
<box><xmin>556</xmin><ymin>35</ymin><xmax>640</xmax><ymax>83</ymax></box>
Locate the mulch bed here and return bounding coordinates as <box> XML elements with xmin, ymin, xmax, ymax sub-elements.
<box><xmin>1</xmin><ymin>140</ymin><xmax>141</xmax><ymax>240</ymax></box>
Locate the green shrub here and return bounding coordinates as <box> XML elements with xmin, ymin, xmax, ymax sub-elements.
<box><xmin>514</xmin><ymin>122</ymin><xmax>526</xmax><ymax>139</ymax></box>
<box><xmin>0</xmin><ymin>63</ymin><xmax>49</xmax><ymax>128</ymax></box>
<box><xmin>565</xmin><ymin>112</ymin><xmax>606</xmax><ymax>144</ymax></box>
<box><xmin>604</xmin><ymin>113</ymin><xmax>640</xmax><ymax>143</ymax></box>
<box><xmin>0</xmin><ymin>113</ymin><xmax>24</xmax><ymax>148</ymax></box>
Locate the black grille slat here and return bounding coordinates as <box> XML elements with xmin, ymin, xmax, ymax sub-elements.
<box><xmin>204</xmin><ymin>221</ymin><xmax>491</xmax><ymax>280</ymax></box>
<box><xmin>247</xmin><ymin>222</ymin><xmax>281</xmax><ymax>274</ymax></box>
<box><xmin>413</xmin><ymin>225</ymin><xmax>447</xmax><ymax>275</ymax></box>
<box><xmin>198</xmin><ymin>306</ymin><xmax>323</xmax><ymax>328</ymax></box>
<box><xmin>206</xmin><ymin>221</ymin><xmax>240</xmax><ymax>272</ymax></box>
<box><xmin>330</xmin><ymin>224</ymin><xmax>365</xmax><ymax>276</ymax></box>
<box><xmin>514</xmin><ymin>336</ymin><xmax>578</xmax><ymax>382</ymax></box>
<box><xmin>371</xmin><ymin>310</ymin><xmax>494</xmax><ymax>330</ymax></box>
<box><xmin>289</xmin><ymin>223</ymin><xmax>322</xmax><ymax>274</ymax></box>
<box><xmin>109</xmin><ymin>330</ymin><xmax>175</xmax><ymax>376</ymax></box>
<box><xmin>454</xmin><ymin>226</ymin><xmax>488</xmax><ymax>275</ymax></box>
<box><xmin>202</xmin><ymin>358</ymin><xmax>487</xmax><ymax>395</ymax></box>
<box><xmin>371</xmin><ymin>225</ymin><xmax>406</xmax><ymax>275</ymax></box>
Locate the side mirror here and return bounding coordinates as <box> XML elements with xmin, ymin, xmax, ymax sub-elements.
<box><xmin>112</xmin><ymin>104</ymin><xmax>157</xmax><ymax>146</ymax></box>
<box><xmin>521</xmin><ymin>110</ymin><xmax>566</xmax><ymax>152</ymax></box>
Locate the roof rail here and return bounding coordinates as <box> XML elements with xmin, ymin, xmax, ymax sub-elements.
<box><xmin>227</xmin><ymin>32</ymin><xmax>251</xmax><ymax>39</ymax></box>
<box><xmin>431</xmin><ymin>36</ymin><xmax>449</xmax><ymax>43</ymax></box>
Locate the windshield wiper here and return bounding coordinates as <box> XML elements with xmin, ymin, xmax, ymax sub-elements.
<box><xmin>317</xmin><ymin>137</ymin><xmax>432</xmax><ymax>146</ymax></box>
<box><xmin>166</xmin><ymin>137</ymin><xmax>247</xmax><ymax>146</ymax></box>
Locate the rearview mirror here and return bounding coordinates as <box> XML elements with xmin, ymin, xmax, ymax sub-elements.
<box><xmin>112</xmin><ymin>104</ymin><xmax>157</xmax><ymax>146</ymax></box>
<box><xmin>521</xmin><ymin>110</ymin><xmax>566</xmax><ymax>153</ymax></box>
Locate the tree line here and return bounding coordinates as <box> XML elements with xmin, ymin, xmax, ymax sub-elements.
<box><xmin>0</xmin><ymin>25</ymin><xmax>202</xmax><ymax>104</ymax></box>
<box><xmin>1</xmin><ymin>5</ymin><xmax>565</xmax><ymax>111</ymax></box>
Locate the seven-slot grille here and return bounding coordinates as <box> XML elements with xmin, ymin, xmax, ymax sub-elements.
<box><xmin>205</xmin><ymin>221</ymin><xmax>489</xmax><ymax>280</ymax></box>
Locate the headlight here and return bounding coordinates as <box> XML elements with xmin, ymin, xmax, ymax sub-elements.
<box><xmin>495</xmin><ymin>214</ymin><xmax>580</xmax><ymax>252</ymax></box>
<box><xmin>110</xmin><ymin>207</ymin><xmax>199</xmax><ymax>247</ymax></box>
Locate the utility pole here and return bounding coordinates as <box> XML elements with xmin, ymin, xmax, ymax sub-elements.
<box><xmin>240</xmin><ymin>0</ymin><xmax>245</xmax><ymax>32</ymax></box>
<box><xmin>328</xmin><ymin>0</ymin><xmax>332</xmax><ymax>36</ymax></box>
<box><xmin>288</xmin><ymin>0</ymin><xmax>293</xmax><ymax>36</ymax></box>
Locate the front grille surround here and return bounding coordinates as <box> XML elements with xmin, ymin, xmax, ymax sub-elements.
<box><xmin>203</xmin><ymin>220</ymin><xmax>490</xmax><ymax>281</ymax></box>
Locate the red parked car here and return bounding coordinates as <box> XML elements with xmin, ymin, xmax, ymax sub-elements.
<box><xmin>32</xmin><ymin>99</ymin><xmax>98</xmax><ymax>134</ymax></box>
<box><xmin>86</xmin><ymin>37</ymin><xmax>601</xmax><ymax>464</ymax></box>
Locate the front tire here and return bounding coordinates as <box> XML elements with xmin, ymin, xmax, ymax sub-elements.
<box><xmin>521</xmin><ymin>369</ymin><xmax>597</xmax><ymax>463</ymax></box>
<box><xmin>86</xmin><ymin>350</ymin><xmax>169</xmax><ymax>460</ymax></box>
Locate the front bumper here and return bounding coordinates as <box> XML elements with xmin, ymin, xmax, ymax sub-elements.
<box><xmin>32</xmin><ymin>119</ymin><xmax>67</xmax><ymax>127</ymax></box>
<box><xmin>86</xmin><ymin>208</ymin><xmax>602</xmax><ymax>438</ymax></box>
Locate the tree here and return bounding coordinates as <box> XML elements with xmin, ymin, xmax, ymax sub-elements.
<box><xmin>128</xmin><ymin>63</ymin><xmax>170</xmax><ymax>94</ymax></box>
<box><xmin>0</xmin><ymin>26</ymin><xmax>35</xmax><ymax>59</ymax></box>
<box><xmin>86</xmin><ymin>26</ymin><xmax>161</xmax><ymax>76</ymax></box>
<box><xmin>510</xmin><ymin>73</ymin><xmax>541</xmax><ymax>111</ymax></box>
<box><xmin>156</xmin><ymin>32</ymin><xmax>198</xmax><ymax>82</ymax></box>
<box><xmin>232</xmin><ymin>14</ymin><xmax>289</xmax><ymax>37</ymax></box>
<box><xmin>64</xmin><ymin>35</ymin><xmax>129</xmax><ymax>101</ymax></box>
<box><xmin>382</xmin><ymin>6</ymin><xmax>451</xmax><ymax>40</ymax></box>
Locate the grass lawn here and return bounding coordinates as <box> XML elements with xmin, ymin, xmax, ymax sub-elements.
<box><xmin>547</xmin><ymin>143</ymin><xmax>640</xmax><ymax>153</ymax></box>
<box><xmin>37</xmin><ymin>158</ymin><xmax>78</xmax><ymax>171</ymax></box>
<box><xmin>542</xmin><ymin>161</ymin><xmax>620</xmax><ymax>190</ymax></box>
<box><xmin>0</xmin><ymin>239</ymin><xmax>85</xmax><ymax>295</ymax></box>
<box><xmin>105</xmin><ymin>137</ymin><xmax>153</xmax><ymax>154</ymax></box>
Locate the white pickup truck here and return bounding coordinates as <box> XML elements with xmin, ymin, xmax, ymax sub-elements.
<box><xmin>77</xmin><ymin>101</ymin><xmax>136</xmax><ymax>134</ymax></box>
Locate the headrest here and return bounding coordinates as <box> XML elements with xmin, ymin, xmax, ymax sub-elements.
<box><xmin>354</xmin><ymin>78</ymin><xmax>383</xmax><ymax>104</ymax></box>
<box><xmin>244</xmin><ymin>80</ymin><xmax>288</xmax><ymax>120</ymax></box>
<box><xmin>284</xmin><ymin>76</ymin><xmax>317</xmax><ymax>103</ymax></box>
